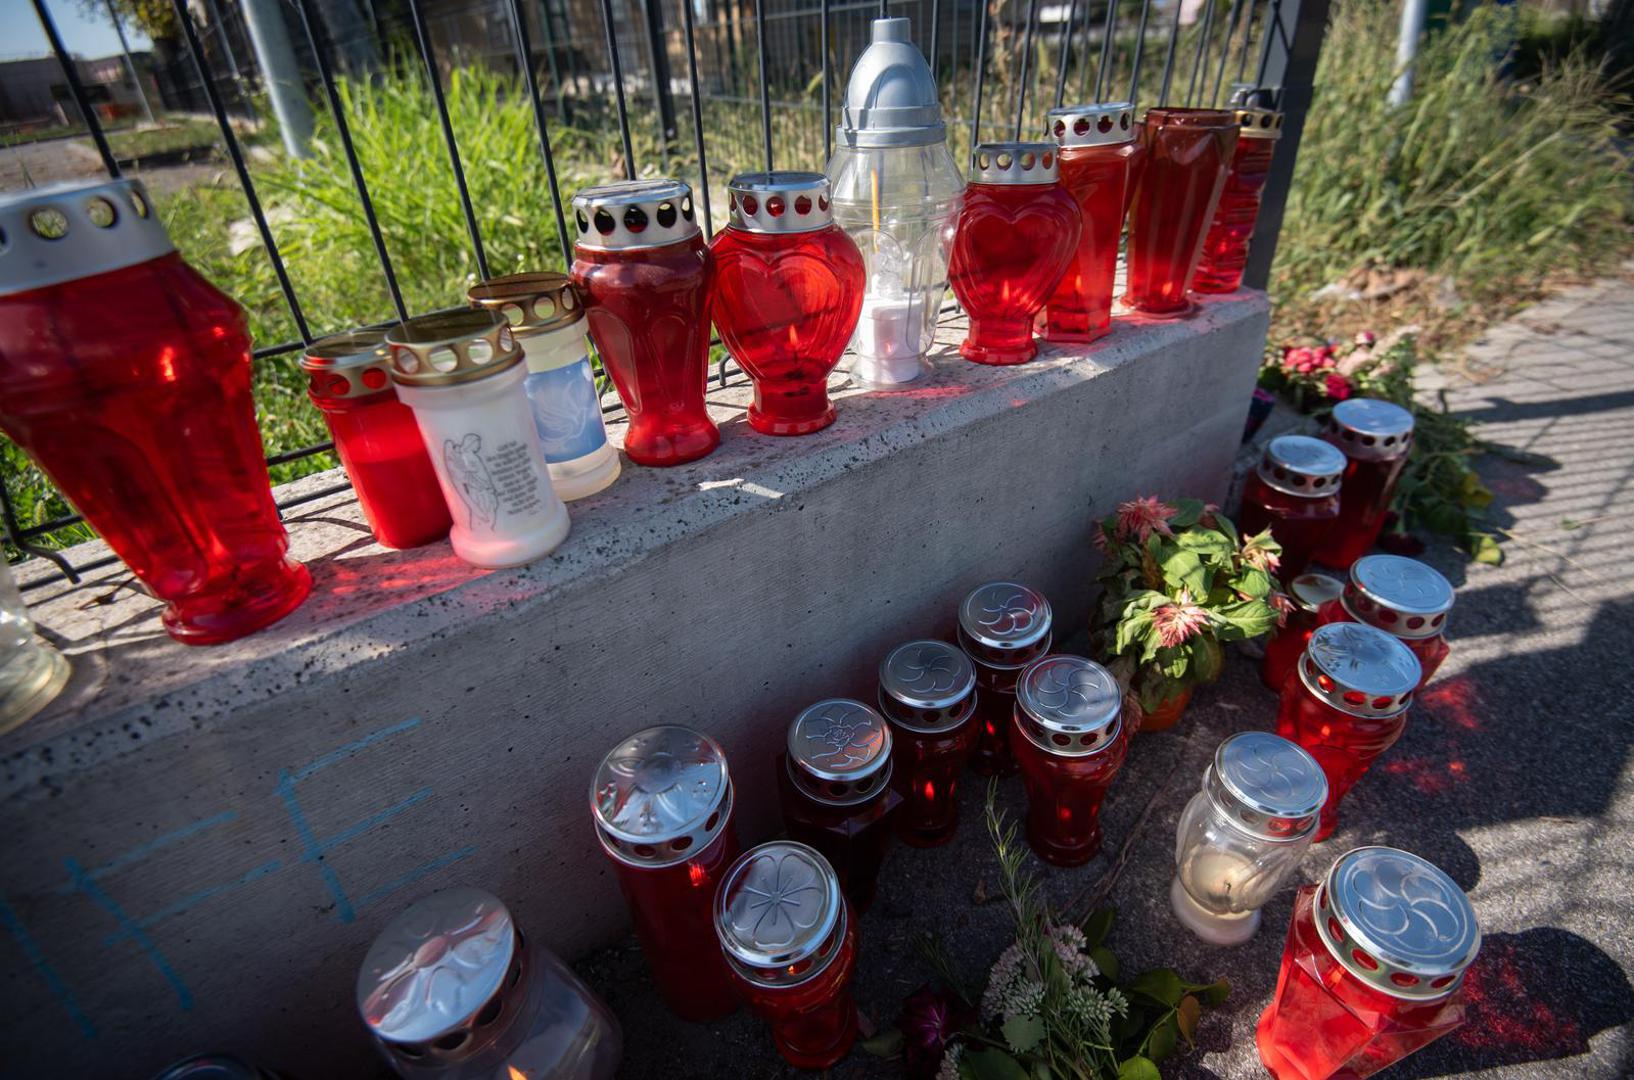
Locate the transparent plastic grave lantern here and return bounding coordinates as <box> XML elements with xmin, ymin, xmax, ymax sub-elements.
<box><xmin>356</xmin><ymin>885</ymin><xmax>622</xmax><ymax>1079</ymax></box>
<box><xmin>957</xmin><ymin>581</ymin><xmax>1054</xmax><ymax>777</ymax></box>
<box><xmin>0</xmin><ymin>559</ymin><xmax>69</xmax><ymax>736</ymax></box>
<box><xmin>0</xmin><ymin>179</ymin><xmax>311</xmax><ymax>645</ymax></box>
<box><xmin>468</xmin><ymin>272</ymin><xmax>621</xmax><ymax>500</ymax></box>
<box><xmin>1317</xmin><ymin>555</ymin><xmax>1454</xmax><ymax>687</ymax></box>
<box><xmin>876</xmin><ymin>639</ymin><xmax>979</xmax><ymax>846</ymax></box>
<box><xmin>827</xmin><ymin>17</ymin><xmax>965</xmax><ymax>390</ymax></box>
<box><xmin>1238</xmin><ymin>435</ymin><xmax>1347</xmax><ymax>581</ymax></box>
<box><xmin>1122</xmin><ymin>108</ymin><xmax>1239</xmax><ymax>317</ymax></box>
<box><xmin>1316</xmin><ymin>398</ymin><xmax>1417</xmax><ymax>568</ymax></box>
<box><xmin>1171</xmin><ymin>732</ymin><xmax>1327</xmax><ymax>946</ymax></box>
<box><xmin>1041</xmin><ymin>103</ymin><xmax>1136</xmax><ymax>344</ymax></box>
<box><xmin>1194</xmin><ymin>84</ymin><xmax>1285</xmax><ymax>295</ymax></box>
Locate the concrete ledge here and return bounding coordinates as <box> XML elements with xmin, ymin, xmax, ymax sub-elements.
<box><xmin>0</xmin><ymin>294</ymin><xmax>1268</xmax><ymax>1076</ymax></box>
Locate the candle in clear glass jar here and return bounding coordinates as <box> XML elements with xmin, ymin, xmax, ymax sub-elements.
<box><xmin>1317</xmin><ymin>555</ymin><xmax>1453</xmax><ymax>687</ymax></box>
<box><xmin>467</xmin><ymin>272</ymin><xmax>621</xmax><ymax>501</ymax></box>
<box><xmin>1258</xmin><ymin>846</ymin><xmax>1480</xmax><ymax>1080</ymax></box>
<box><xmin>301</xmin><ymin>331</ymin><xmax>452</xmax><ymax>550</ymax></box>
<box><xmin>714</xmin><ymin>841</ymin><xmax>859</xmax><ymax>1069</ymax></box>
<box><xmin>1259</xmin><ymin>572</ymin><xmax>1343</xmax><ymax>693</ymax></box>
<box><xmin>1009</xmin><ymin>655</ymin><xmax>1130</xmax><ymax>866</ymax></box>
<box><xmin>356</xmin><ymin>885</ymin><xmax>622</xmax><ymax>1079</ymax></box>
<box><xmin>1238</xmin><ymin>435</ymin><xmax>1347</xmax><ymax>580</ymax></box>
<box><xmin>590</xmin><ymin>725</ymin><xmax>741</xmax><ymax>1022</ymax></box>
<box><xmin>1277</xmin><ymin>622</ymin><xmax>1421</xmax><ymax>841</ymax></box>
<box><xmin>1171</xmin><ymin>731</ymin><xmax>1327</xmax><ymax>945</ymax></box>
<box><xmin>957</xmin><ymin>581</ymin><xmax>1054</xmax><ymax>777</ymax></box>
<box><xmin>877</xmin><ymin>639</ymin><xmax>979</xmax><ymax>846</ymax></box>
<box><xmin>150</xmin><ymin>1054</ymin><xmax>289</xmax><ymax>1080</ymax></box>
<box><xmin>386</xmin><ymin>311</ymin><xmax>570</xmax><ymax>569</ymax></box>
<box><xmin>1193</xmin><ymin>85</ymin><xmax>1284</xmax><ymax>295</ymax></box>
<box><xmin>1040</xmin><ymin>103</ymin><xmax>1135</xmax><ymax>344</ymax></box>
<box><xmin>0</xmin><ymin>559</ymin><xmax>69</xmax><ymax>736</ymax></box>
<box><xmin>1315</xmin><ymin>398</ymin><xmax>1416</xmax><ymax>569</ymax></box>
<box><xmin>776</xmin><ymin>698</ymin><xmax>900</xmax><ymax>912</ymax></box>
<box><xmin>570</xmin><ymin>180</ymin><xmax>719</xmax><ymax>466</ymax></box>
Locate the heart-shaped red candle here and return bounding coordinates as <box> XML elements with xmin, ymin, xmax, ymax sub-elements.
<box><xmin>948</xmin><ymin>142</ymin><xmax>1081</xmax><ymax>365</ymax></box>
<box><xmin>711</xmin><ymin>172</ymin><xmax>865</xmax><ymax>436</ymax></box>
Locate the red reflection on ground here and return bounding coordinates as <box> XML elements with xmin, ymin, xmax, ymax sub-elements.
<box><xmin>1452</xmin><ymin>938</ymin><xmax>1584</xmax><ymax>1057</ymax></box>
<box><xmin>1381</xmin><ymin>755</ymin><xmax>1468</xmax><ymax>796</ymax></box>
<box><xmin>1421</xmin><ymin>676</ymin><xmax>1483</xmax><ymax>731</ymax></box>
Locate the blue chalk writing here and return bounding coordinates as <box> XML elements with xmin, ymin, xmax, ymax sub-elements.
<box><xmin>0</xmin><ymin>892</ymin><xmax>96</xmax><ymax>1039</ymax></box>
<box><xmin>63</xmin><ymin>858</ymin><xmax>194</xmax><ymax>1011</ymax></box>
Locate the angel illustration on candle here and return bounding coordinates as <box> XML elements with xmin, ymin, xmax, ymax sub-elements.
<box><xmin>444</xmin><ymin>433</ymin><xmax>500</xmax><ymax>531</ymax></box>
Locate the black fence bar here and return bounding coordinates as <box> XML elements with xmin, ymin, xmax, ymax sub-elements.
<box><xmin>1256</xmin><ymin>0</ymin><xmax>1288</xmax><ymax>85</ymax></box>
<box><xmin>1185</xmin><ymin>0</ymin><xmax>1217</xmax><ymax>105</ymax></box>
<box><xmin>1052</xmin><ymin>0</ymin><xmax>1079</xmax><ymax>109</ymax></box>
<box><xmin>968</xmin><ymin>0</ymin><xmax>990</xmax><ymax>152</ymax></box>
<box><xmin>1212</xmin><ymin>0</ymin><xmax>1248</xmax><ymax>102</ymax></box>
<box><xmin>598</xmin><ymin>0</ymin><xmax>638</xmax><ymax>178</ymax></box>
<box><xmin>31</xmin><ymin>0</ymin><xmax>120</xmax><ymax>179</ymax></box>
<box><xmin>508</xmin><ymin>0</ymin><xmax>573</xmax><ymax>262</ymax></box>
<box><xmin>1126</xmin><ymin>0</ymin><xmax>1153</xmax><ymax>105</ymax></box>
<box><xmin>1238</xmin><ymin>0</ymin><xmax>1260</xmax><ymax>81</ymax></box>
<box><xmin>822</xmin><ymin>0</ymin><xmax>833</xmax><ymax>164</ymax></box>
<box><xmin>1156</xmin><ymin>0</ymin><xmax>1184</xmax><ymax>105</ymax></box>
<box><xmin>928</xmin><ymin>0</ymin><xmax>940</xmax><ymax>84</ymax></box>
<box><xmin>1012</xmin><ymin>0</ymin><xmax>1040</xmax><ymax>139</ymax></box>
<box><xmin>1244</xmin><ymin>0</ymin><xmax>1324</xmax><ymax>289</ymax></box>
<box><xmin>755</xmin><ymin>0</ymin><xmax>774</xmax><ymax>170</ymax></box>
<box><xmin>641</xmin><ymin>0</ymin><xmax>678</xmax><ymax>146</ymax></box>
<box><xmin>1092</xmin><ymin>0</ymin><xmax>1118</xmax><ymax>103</ymax></box>
<box><xmin>405</xmin><ymin>0</ymin><xmax>491</xmax><ymax>282</ymax></box>
<box><xmin>680</xmin><ymin>0</ymin><xmax>715</xmax><ymax>239</ymax></box>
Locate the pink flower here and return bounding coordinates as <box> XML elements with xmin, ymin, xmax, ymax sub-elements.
<box><xmin>1325</xmin><ymin>373</ymin><xmax>1353</xmax><ymax>400</ymax></box>
<box><xmin>1115</xmin><ymin>496</ymin><xmax>1178</xmax><ymax>543</ymax></box>
<box><xmin>1283</xmin><ymin>346</ymin><xmax>1318</xmax><ymax>372</ymax></box>
<box><xmin>1355</xmin><ymin>330</ymin><xmax>1377</xmax><ymax>346</ymax></box>
<box><xmin>1243</xmin><ymin>543</ymin><xmax>1281</xmax><ymax>574</ymax></box>
<box><xmin>1152</xmin><ymin>600</ymin><xmax>1209</xmax><ymax>648</ymax></box>
<box><xmin>1268</xmin><ymin>591</ymin><xmax>1296</xmax><ymax>627</ymax></box>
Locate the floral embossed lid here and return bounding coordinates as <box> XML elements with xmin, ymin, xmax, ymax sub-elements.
<box><xmin>714</xmin><ymin>841</ymin><xmax>845</xmax><ymax>985</ymax></box>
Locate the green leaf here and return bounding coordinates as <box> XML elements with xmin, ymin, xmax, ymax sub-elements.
<box><xmin>1146</xmin><ymin>1013</ymin><xmax>1179</xmax><ymax>1061</ymax></box>
<box><xmin>1002</xmin><ymin>1014</ymin><xmax>1046</xmax><ymax>1054</ymax></box>
<box><xmin>1176</xmin><ymin>995</ymin><xmax>1202</xmax><ymax>1044</ymax></box>
<box><xmin>1469</xmin><ymin>531</ymin><xmax>1504</xmax><ymax>565</ymax></box>
<box><xmin>1090</xmin><ymin>945</ymin><xmax>1120</xmax><ymax>982</ymax></box>
<box><xmin>1116</xmin><ymin>1056</ymin><xmax>1161</xmax><ymax>1080</ymax></box>
<box><xmin>1459</xmin><ymin>471</ymin><xmax>1494</xmax><ymax>509</ymax></box>
<box><xmin>1157</xmin><ymin>646</ymin><xmax>1190</xmax><ymax>680</ymax></box>
<box><xmin>1082</xmin><ymin>907</ymin><xmax>1115</xmax><ymax>948</ymax></box>
<box><xmin>965</xmin><ymin>1048</ymin><xmax>1031</xmax><ymax>1080</ymax></box>
<box><xmin>1176</xmin><ymin>529</ymin><xmax>1234</xmax><ymax>558</ymax></box>
<box><xmin>1030</xmin><ymin>1063</ymin><xmax>1053</xmax><ymax>1080</ymax></box>
<box><xmin>1190</xmin><ymin>635</ymin><xmax>1225</xmax><ymax>683</ymax></box>
<box><xmin>1130</xmin><ymin>967</ymin><xmax>1185</xmax><ymax>1007</ymax></box>
<box><xmin>860</xmin><ymin>1028</ymin><xmax>904</xmax><ymax>1057</ymax></box>
<box><xmin>1161</xmin><ymin>547</ymin><xmax>1209</xmax><ymax>596</ymax></box>
<box><xmin>1214</xmin><ymin>599</ymin><xmax>1279</xmax><ymax>641</ymax></box>
<box><xmin>1236</xmin><ymin>566</ymin><xmax>1275</xmax><ymax>599</ymax></box>
<box><xmin>1168</xmin><ymin>498</ymin><xmax>1205</xmax><ymax>528</ymax></box>
<box><xmin>1190</xmin><ymin>977</ymin><xmax>1232</xmax><ymax>1005</ymax></box>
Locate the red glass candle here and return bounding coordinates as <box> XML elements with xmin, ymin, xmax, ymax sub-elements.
<box><xmin>1316</xmin><ymin>398</ymin><xmax>1416</xmax><ymax>568</ymax></box>
<box><xmin>1258</xmin><ymin>846</ymin><xmax>1480</xmax><ymax>1080</ymax></box>
<box><xmin>591</xmin><ymin>725</ymin><xmax>741</xmax><ymax>1022</ymax></box>
<box><xmin>958</xmin><ymin>581</ymin><xmax>1054</xmax><ymax>777</ymax></box>
<box><xmin>1009</xmin><ymin>655</ymin><xmax>1130</xmax><ymax>866</ymax></box>
<box><xmin>1277</xmin><ymin>623</ymin><xmax>1422</xmax><ymax>841</ymax></box>
<box><xmin>877</xmin><ymin>639</ymin><xmax>980</xmax><ymax>846</ymax></box>
<box><xmin>1120</xmin><ymin>122</ymin><xmax>1147</xmax><ymax>223</ymax></box>
<box><xmin>1260</xmin><ymin>572</ymin><xmax>1343</xmax><ymax>693</ymax></box>
<box><xmin>1122</xmin><ymin>108</ymin><xmax>1239</xmax><ymax>317</ymax></box>
<box><xmin>301</xmin><ymin>332</ymin><xmax>451</xmax><ymax>550</ymax></box>
<box><xmin>1041</xmin><ymin>104</ymin><xmax>1136</xmax><ymax>344</ymax></box>
<box><xmin>1193</xmin><ymin>85</ymin><xmax>1284</xmax><ymax>294</ymax></box>
<box><xmin>1317</xmin><ymin>555</ymin><xmax>1453</xmax><ymax>687</ymax></box>
<box><xmin>715</xmin><ymin>842</ymin><xmax>858</xmax><ymax>1069</ymax></box>
<box><xmin>710</xmin><ymin>172</ymin><xmax>865</xmax><ymax>435</ymax></box>
<box><xmin>948</xmin><ymin>142</ymin><xmax>1081</xmax><ymax>364</ymax></box>
<box><xmin>0</xmin><ymin>180</ymin><xmax>310</xmax><ymax>644</ymax></box>
<box><xmin>776</xmin><ymin>698</ymin><xmax>899</xmax><ymax>912</ymax></box>
<box><xmin>570</xmin><ymin>180</ymin><xmax>719</xmax><ymax>466</ymax></box>
<box><xmin>1239</xmin><ymin>435</ymin><xmax>1347</xmax><ymax>580</ymax></box>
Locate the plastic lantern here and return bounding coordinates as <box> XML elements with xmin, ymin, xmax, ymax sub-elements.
<box><xmin>1259</xmin><ymin>572</ymin><xmax>1344</xmax><ymax>693</ymax></box>
<box><xmin>1041</xmin><ymin>103</ymin><xmax>1136</xmax><ymax>344</ymax></box>
<box><xmin>1277</xmin><ymin>622</ymin><xmax>1422</xmax><ymax>840</ymax></box>
<box><xmin>1258</xmin><ymin>846</ymin><xmax>1480</xmax><ymax>1080</ymax></box>
<box><xmin>1316</xmin><ymin>398</ymin><xmax>1416</xmax><ymax>568</ymax></box>
<box><xmin>876</xmin><ymin>639</ymin><xmax>979</xmax><ymax>846</ymax></box>
<box><xmin>1171</xmin><ymin>732</ymin><xmax>1326</xmax><ymax>945</ymax></box>
<box><xmin>0</xmin><ymin>179</ymin><xmax>311</xmax><ymax>645</ymax></box>
<box><xmin>948</xmin><ymin>142</ymin><xmax>1080</xmax><ymax>365</ymax></box>
<box><xmin>1317</xmin><ymin>555</ymin><xmax>1453</xmax><ymax>687</ymax></box>
<box><xmin>356</xmin><ymin>886</ymin><xmax>622</xmax><ymax>1079</ymax></box>
<box><xmin>1193</xmin><ymin>84</ymin><xmax>1284</xmax><ymax>294</ymax></box>
<box><xmin>385</xmin><ymin>311</ymin><xmax>570</xmax><ymax>569</ymax></box>
<box><xmin>714</xmin><ymin>842</ymin><xmax>859</xmax><ymax>1069</ymax></box>
<box><xmin>957</xmin><ymin>581</ymin><xmax>1054</xmax><ymax>777</ymax></box>
<box><xmin>1121</xmin><ymin>108</ymin><xmax>1239</xmax><ymax>316</ymax></box>
<box><xmin>0</xmin><ymin>559</ymin><xmax>69</xmax><ymax>735</ymax></box>
<box><xmin>301</xmin><ymin>331</ymin><xmax>452</xmax><ymax>550</ymax></box>
<box><xmin>570</xmin><ymin>180</ymin><xmax>718</xmax><ymax>466</ymax></box>
<box><xmin>827</xmin><ymin>17</ymin><xmax>965</xmax><ymax>390</ymax></box>
<box><xmin>1238</xmin><ymin>435</ymin><xmax>1346</xmax><ymax>580</ymax></box>
<box><xmin>467</xmin><ymin>272</ymin><xmax>621</xmax><ymax>501</ymax></box>
<box><xmin>711</xmin><ymin>172</ymin><xmax>866</xmax><ymax>435</ymax></box>
<box><xmin>1010</xmin><ymin>655</ymin><xmax>1131</xmax><ymax>866</ymax></box>
<box><xmin>591</xmin><ymin>725</ymin><xmax>741</xmax><ymax>1022</ymax></box>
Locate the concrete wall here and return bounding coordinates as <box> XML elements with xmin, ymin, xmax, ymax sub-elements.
<box><xmin>0</xmin><ymin>296</ymin><xmax>1268</xmax><ymax>1077</ymax></box>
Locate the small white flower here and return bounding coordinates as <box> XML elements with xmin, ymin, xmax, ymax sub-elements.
<box><xmin>981</xmin><ymin>940</ymin><xmax>1028</xmax><ymax>1021</ymax></box>
<box><xmin>935</xmin><ymin>1044</ymin><xmax>964</xmax><ymax>1080</ymax></box>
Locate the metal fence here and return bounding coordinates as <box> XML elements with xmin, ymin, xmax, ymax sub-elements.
<box><xmin>6</xmin><ymin>0</ymin><xmax>1327</xmax><ymax>585</ymax></box>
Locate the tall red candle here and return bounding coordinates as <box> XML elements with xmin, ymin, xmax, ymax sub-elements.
<box><xmin>1259</xmin><ymin>572</ymin><xmax>1343</xmax><ymax>693</ymax></box>
<box><xmin>877</xmin><ymin>639</ymin><xmax>980</xmax><ymax>846</ymax></box>
<box><xmin>1315</xmin><ymin>398</ymin><xmax>1416</xmax><ymax>568</ymax></box>
<box><xmin>1041</xmin><ymin>103</ymin><xmax>1136</xmax><ymax>345</ymax></box>
<box><xmin>1317</xmin><ymin>555</ymin><xmax>1453</xmax><ymax>687</ymax></box>
<box><xmin>948</xmin><ymin>142</ymin><xmax>1081</xmax><ymax>364</ymax></box>
<box><xmin>1193</xmin><ymin>85</ymin><xmax>1284</xmax><ymax>294</ymax></box>
<box><xmin>1122</xmin><ymin>108</ymin><xmax>1239</xmax><ymax>317</ymax></box>
<box><xmin>0</xmin><ymin>179</ymin><xmax>310</xmax><ymax>644</ymax></box>
<box><xmin>1238</xmin><ymin>435</ymin><xmax>1347</xmax><ymax>580</ymax></box>
<box><xmin>957</xmin><ymin>581</ymin><xmax>1054</xmax><ymax>777</ymax></box>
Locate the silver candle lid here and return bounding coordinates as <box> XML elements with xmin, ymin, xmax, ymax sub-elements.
<box><xmin>837</xmin><ymin>18</ymin><xmax>946</xmax><ymax>149</ymax></box>
<box><xmin>728</xmin><ymin>171</ymin><xmax>833</xmax><ymax>234</ymax></box>
<box><xmin>301</xmin><ymin>330</ymin><xmax>397</xmax><ymax>402</ymax></box>
<box><xmin>149</xmin><ymin>1055</ymin><xmax>282</xmax><ymax>1080</ymax></box>
<box><xmin>0</xmin><ymin>178</ymin><xmax>174</xmax><ymax>297</ymax></box>
<box><xmin>1014</xmin><ymin>655</ymin><xmax>1123</xmax><ymax>756</ymax></box>
<box><xmin>1289</xmin><ymin>572</ymin><xmax>1344</xmax><ymax>614</ymax></box>
<box><xmin>467</xmin><ymin>271</ymin><xmax>583</xmax><ymax>336</ymax></box>
<box><xmin>971</xmin><ymin>142</ymin><xmax>1058</xmax><ymax>185</ymax></box>
<box><xmin>1325</xmin><ymin>398</ymin><xmax>1415</xmax><ymax>462</ymax></box>
<box><xmin>1299</xmin><ymin>622</ymin><xmax>1422</xmax><ymax>718</ymax></box>
<box><xmin>1343</xmin><ymin>555</ymin><xmax>1454</xmax><ymax>640</ymax></box>
<box><xmin>591</xmin><ymin>725</ymin><xmax>733</xmax><ymax>866</ymax></box>
<box><xmin>385</xmin><ymin>309</ymin><xmax>524</xmax><ymax>388</ymax></box>
<box><xmin>1046</xmin><ymin>103</ymin><xmax>1136</xmax><ymax>148</ymax></box>
<box><xmin>1206</xmin><ymin>731</ymin><xmax>1327</xmax><ymax>840</ymax></box>
<box><xmin>714</xmin><ymin>841</ymin><xmax>847</xmax><ymax>988</ymax></box>
<box><xmin>878</xmin><ymin>639</ymin><xmax>978</xmax><ymax>733</ymax></box>
<box><xmin>786</xmin><ymin>698</ymin><xmax>893</xmax><ymax>806</ymax></box>
<box><xmin>571</xmin><ymin>179</ymin><xmax>700</xmax><ymax>251</ymax></box>
<box><xmin>1315</xmin><ymin>846</ymin><xmax>1480</xmax><ymax>1001</ymax></box>
<box><xmin>958</xmin><ymin>582</ymin><xmax>1054</xmax><ymax>667</ymax></box>
<box><xmin>1227</xmin><ymin>82</ymin><xmax>1284</xmax><ymax>140</ymax></box>
<box><xmin>356</xmin><ymin>886</ymin><xmax>518</xmax><ymax>1049</ymax></box>
<box><xmin>1257</xmin><ymin>435</ymin><xmax>1347</xmax><ymax>497</ymax></box>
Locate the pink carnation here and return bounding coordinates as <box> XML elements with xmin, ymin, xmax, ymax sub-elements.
<box><xmin>1325</xmin><ymin>373</ymin><xmax>1353</xmax><ymax>400</ymax></box>
<box><xmin>1355</xmin><ymin>330</ymin><xmax>1377</xmax><ymax>346</ymax></box>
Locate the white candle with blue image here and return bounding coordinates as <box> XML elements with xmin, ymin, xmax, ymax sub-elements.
<box><xmin>470</xmin><ymin>272</ymin><xmax>622</xmax><ymax>501</ymax></box>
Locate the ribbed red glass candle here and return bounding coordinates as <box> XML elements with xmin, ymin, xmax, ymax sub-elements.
<box><xmin>571</xmin><ymin>180</ymin><xmax>719</xmax><ymax>467</ymax></box>
<box><xmin>1316</xmin><ymin>554</ymin><xmax>1455</xmax><ymax>688</ymax></box>
<box><xmin>957</xmin><ymin>581</ymin><xmax>1053</xmax><ymax>777</ymax></box>
<box><xmin>1193</xmin><ymin>87</ymin><xmax>1283</xmax><ymax>294</ymax></box>
<box><xmin>878</xmin><ymin>639</ymin><xmax>981</xmax><ymax>847</ymax></box>
<box><xmin>1041</xmin><ymin>104</ymin><xmax>1135</xmax><ymax>344</ymax></box>
<box><xmin>1316</xmin><ymin>398</ymin><xmax>1417</xmax><ymax>568</ymax></box>
<box><xmin>1260</xmin><ymin>573</ymin><xmax>1344</xmax><ymax>693</ymax></box>
<box><xmin>948</xmin><ymin>142</ymin><xmax>1080</xmax><ymax>364</ymax></box>
<box><xmin>1239</xmin><ymin>435</ymin><xmax>1347</xmax><ymax>581</ymax></box>
<box><xmin>1122</xmin><ymin>108</ymin><xmax>1238</xmax><ymax>316</ymax></box>
<box><xmin>0</xmin><ymin>181</ymin><xmax>310</xmax><ymax>645</ymax></box>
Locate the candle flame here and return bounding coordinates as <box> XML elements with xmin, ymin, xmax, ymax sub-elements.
<box><xmin>508</xmin><ymin>1068</ymin><xmax>529</xmax><ymax>1080</ymax></box>
<box><xmin>157</xmin><ymin>345</ymin><xmax>178</xmax><ymax>383</ymax></box>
